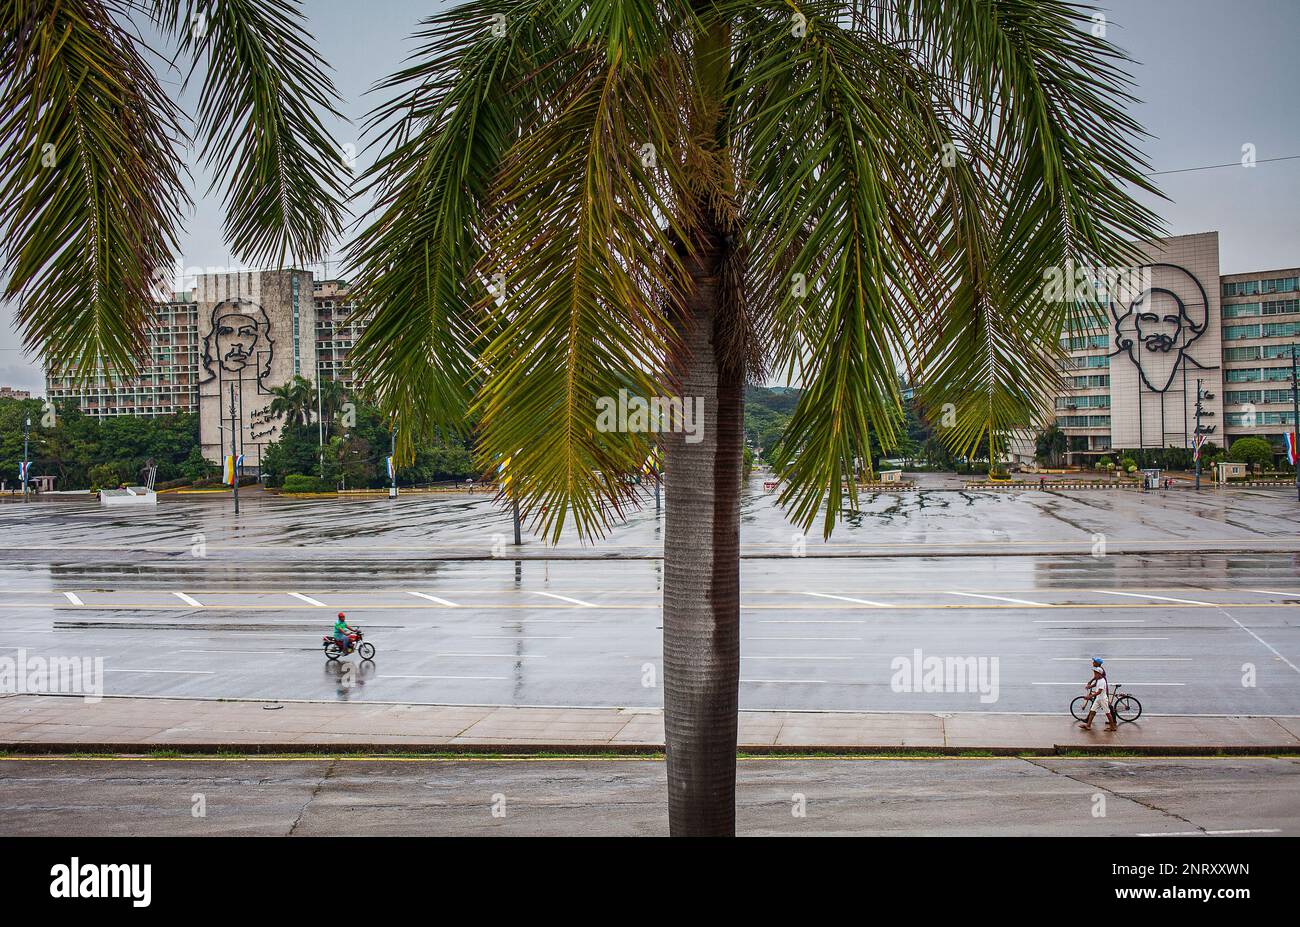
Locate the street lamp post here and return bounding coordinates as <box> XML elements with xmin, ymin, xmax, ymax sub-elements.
<box><xmin>22</xmin><ymin>416</ymin><xmax>30</xmax><ymax>502</ymax></box>
<box><xmin>316</xmin><ymin>365</ymin><xmax>325</xmax><ymax>480</ymax></box>
<box><xmin>230</xmin><ymin>383</ymin><xmax>240</xmax><ymax>515</ymax></box>
<box><xmin>1194</xmin><ymin>379</ymin><xmax>1203</xmax><ymax>491</ymax></box>
<box><xmin>1291</xmin><ymin>344</ymin><xmax>1299</xmax><ymax>503</ymax></box>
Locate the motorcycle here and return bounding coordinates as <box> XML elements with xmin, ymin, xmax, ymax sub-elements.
<box><xmin>323</xmin><ymin>628</ymin><xmax>375</xmax><ymax>661</ymax></box>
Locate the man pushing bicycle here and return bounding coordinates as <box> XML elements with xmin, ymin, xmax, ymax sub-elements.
<box><xmin>1078</xmin><ymin>657</ymin><xmax>1117</xmax><ymax>732</ymax></box>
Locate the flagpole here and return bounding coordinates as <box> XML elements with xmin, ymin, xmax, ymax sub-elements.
<box><xmin>389</xmin><ymin>430</ymin><xmax>397</xmax><ymax>499</ymax></box>
<box><xmin>1291</xmin><ymin>344</ymin><xmax>1299</xmax><ymax>503</ymax></box>
<box><xmin>230</xmin><ymin>382</ymin><xmax>239</xmax><ymax>515</ymax></box>
<box><xmin>21</xmin><ymin>413</ymin><xmax>30</xmax><ymax>499</ymax></box>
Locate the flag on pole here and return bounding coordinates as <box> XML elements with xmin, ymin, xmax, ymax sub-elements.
<box><xmin>643</xmin><ymin>446</ymin><xmax>663</xmax><ymax>476</ymax></box>
<box><xmin>1287</xmin><ymin>431</ymin><xmax>1297</xmax><ymax>466</ymax></box>
<box><xmin>386</xmin><ymin>456</ymin><xmax>395</xmax><ymax>480</ymax></box>
<box><xmin>498</xmin><ymin>455</ymin><xmax>511</xmax><ymax>490</ymax></box>
<box><xmin>1193</xmin><ymin>431</ymin><xmax>1206</xmax><ymax>462</ymax></box>
<box><xmin>18</xmin><ymin>461</ymin><xmax>30</xmax><ymax>481</ymax></box>
<box><xmin>223</xmin><ymin>454</ymin><xmax>243</xmax><ymax>485</ymax></box>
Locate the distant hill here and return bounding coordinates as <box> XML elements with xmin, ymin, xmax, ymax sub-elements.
<box><xmin>744</xmin><ymin>386</ymin><xmax>802</xmax><ymax>456</ymax></box>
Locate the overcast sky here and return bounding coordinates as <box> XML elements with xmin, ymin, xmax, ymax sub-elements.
<box><xmin>3</xmin><ymin>0</ymin><xmax>1298</xmax><ymax>394</ymax></box>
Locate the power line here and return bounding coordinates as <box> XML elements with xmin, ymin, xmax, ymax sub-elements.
<box><xmin>1147</xmin><ymin>155</ymin><xmax>1300</xmax><ymax>177</ymax></box>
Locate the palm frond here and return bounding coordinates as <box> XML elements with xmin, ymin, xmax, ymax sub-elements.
<box><xmin>163</xmin><ymin>0</ymin><xmax>351</xmax><ymax>265</ymax></box>
<box><xmin>729</xmin><ymin>4</ymin><xmax>935</xmax><ymax>534</ymax></box>
<box><xmin>473</xmin><ymin>4</ymin><xmax>696</xmax><ymax>541</ymax></box>
<box><xmin>346</xmin><ymin>0</ymin><xmax>564</xmax><ymax>456</ymax></box>
<box><xmin>0</xmin><ymin>0</ymin><xmax>188</xmax><ymax>383</ymax></box>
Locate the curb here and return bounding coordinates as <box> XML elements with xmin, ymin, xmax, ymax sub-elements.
<box><xmin>3</xmin><ymin>743</ymin><xmax>1297</xmax><ymax>757</ymax></box>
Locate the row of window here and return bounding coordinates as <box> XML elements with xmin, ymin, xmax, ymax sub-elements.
<box><xmin>1224</xmin><ymin>344</ymin><xmax>1300</xmax><ymax>361</ymax></box>
<box><xmin>1221</xmin><ymin>299</ymin><xmax>1300</xmax><ymax>319</ymax></box>
<box><xmin>1225</xmin><ymin>367</ymin><xmax>1295</xmax><ymax>383</ymax></box>
<box><xmin>1226</xmin><ymin>411</ymin><xmax>1296</xmax><ymax>426</ymax></box>
<box><xmin>1056</xmin><ymin>395</ymin><xmax>1111</xmax><ymax>410</ymax></box>
<box><xmin>1062</xmin><ymin>334</ymin><xmax>1112</xmax><ymax>351</ymax></box>
<box><xmin>1223</xmin><ymin>276</ymin><xmax>1299</xmax><ymax>297</ymax></box>
<box><xmin>1069</xmin><ymin>375</ymin><xmax>1111</xmax><ymax>389</ymax></box>
<box><xmin>1223</xmin><ymin>321</ymin><xmax>1300</xmax><ymax>340</ymax></box>
<box><xmin>1222</xmin><ymin>390</ymin><xmax>1294</xmax><ymax>405</ymax></box>
<box><xmin>1058</xmin><ymin>415</ymin><xmax>1111</xmax><ymax>428</ymax></box>
<box><xmin>1061</xmin><ymin>354</ymin><xmax>1111</xmax><ymax>370</ymax></box>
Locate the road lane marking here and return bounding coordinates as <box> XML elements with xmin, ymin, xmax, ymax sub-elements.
<box><xmin>1051</xmin><ymin>657</ymin><xmax>1191</xmax><ymax>662</ymax></box>
<box><xmin>103</xmin><ymin>669</ymin><xmax>215</xmax><ymax>675</ymax></box>
<box><xmin>434</xmin><ymin>652</ymin><xmax>547</xmax><ymax>659</ymax></box>
<box><xmin>408</xmin><ymin>591</ymin><xmax>459</xmax><ymax>607</ymax></box>
<box><xmin>469</xmin><ymin>635</ymin><xmax>573</xmax><ymax>640</ymax></box>
<box><xmin>743</xmin><ymin>655</ymin><xmax>853</xmax><ymax>661</ymax></box>
<box><xmin>1246</xmin><ymin>589</ymin><xmax>1300</xmax><ymax>597</ymax></box>
<box><xmin>173</xmin><ymin>593</ymin><xmax>204</xmax><ymax>607</ymax></box>
<box><xmin>1038</xmin><ymin>637</ymin><xmax>1169</xmax><ymax>641</ymax></box>
<box><xmin>751</xmin><ymin>636</ymin><xmax>864</xmax><ymax>641</ymax></box>
<box><xmin>533</xmin><ymin>592</ymin><xmax>596</xmax><ymax>607</ymax></box>
<box><xmin>804</xmin><ymin>592</ymin><xmax>891</xmax><ymax>607</ymax></box>
<box><xmin>759</xmin><ymin>620</ymin><xmax>867</xmax><ymax>625</ymax></box>
<box><xmin>378</xmin><ymin>674</ymin><xmax>507</xmax><ymax>680</ymax></box>
<box><xmin>1226</xmin><ymin>614</ymin><xmax>1300</xmax><ymax>675</ymax></box>
<box><xmin>62</xmin><ymin>592</ymin><xmax>83</xmax><ymax>606</ymax></box>
<box><xmin>949</xmin><ymin>592</ymin><xmax>1050</xmax><ymax>607</ymax></box>
<box><xmin>1033</xmin><ymin>619</ymin><xmax>1144</xmax><ymax>624</ymax></box>
<box><xmin>1034</xmin><ymin>676</ymin><xmax>1190</xmax><ymax>681</ymax></box>
<box><xmin>288</xmin><ymin>593</ymin><xmax>327</xmax><ymax>607</ymax></box>
<box><xmin>741</xmin><ymin>678</ymin><xmax>828</xmax><ymax>684</ymax></box>
<box><xmin>1138</xmin><ymin>829</ymin><xmax>1280</xmax><ymax>837</ymax></box>
<box><xmin>175</xmin><ymin>650</ymin><xmax>286</xmax><ymax>655</ymax></box>
<box><xmin>1094</xmin><ymin>590</ymin><xmax>1215</xmax><ymax>606</ymax></box>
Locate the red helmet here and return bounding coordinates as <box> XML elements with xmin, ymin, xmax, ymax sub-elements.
<box><xmin>337</xmin><ymin>612</ymin><xmax>346</xmax><ymax>619</ymax></box>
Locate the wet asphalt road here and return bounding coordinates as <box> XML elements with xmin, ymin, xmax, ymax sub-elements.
<box><xmin>1</xmin><ymin>479</ymin><xmax>1298</xmax><ymax>714</ymax></box>
<box><xmin>1</xmin><ymin>757</ymin><xmax>1295</xmax><ymax>836</ymax></box>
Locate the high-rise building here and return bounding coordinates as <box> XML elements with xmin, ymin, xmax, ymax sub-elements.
<box><xmin>44</xmin><ymin>270</ymin><xmax>365</xmax><ymax>469</ymax></box>
<box><xmin>1049</xmin><ymin>232</ymin><xmax>1296</xmax><ymax>464</ymax></box>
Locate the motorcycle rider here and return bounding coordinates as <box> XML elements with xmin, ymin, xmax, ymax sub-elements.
<box><xmin>333</xmin><ymin>612</ymin><xmax>358</xmax><ymax>654</ymax></box>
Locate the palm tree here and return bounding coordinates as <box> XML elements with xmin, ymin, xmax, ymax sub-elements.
<box><xmin>1036</xmin><ymin>422</ymin><xmax>1069</xmax><ymax>468</ymax></box>
<box><xmin>268</xmin><ymin>375</ymin><xmax>315</xmax><ymax>426</ymax></box>
<box><xmin>5</xmin><ymin>0</ymin><xmax>1163</xmax><ymax>837</ymax></box>
<box><xmin>347</xmin><ymin>1</ymin><xmax>1161</xmax><ymax>834</ymax></box>
<box><xmin>315</xmin><ymin>375</ymin><xmax>349</xmax><ymax>436</ymax></box>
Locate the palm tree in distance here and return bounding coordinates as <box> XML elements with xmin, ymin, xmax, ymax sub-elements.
<box><xmin>268</xmin><ymin>375</ymin><xmax>315</xmax><ymax>426</ymax></box>
<box><xmin>348</xmin><ymin>1</ymin><xmax>1162</xmax><ymax>834</ymax></box>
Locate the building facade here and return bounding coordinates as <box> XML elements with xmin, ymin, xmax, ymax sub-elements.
<box><xmin>45</xmin><ymin>270</ymin><xmax>363</xmax><ymax>469</ymax></box>
<box><xmin>1052</xmin><ymin>232</ymin><xmax>1296</xmax><ymax>464</ymax></box>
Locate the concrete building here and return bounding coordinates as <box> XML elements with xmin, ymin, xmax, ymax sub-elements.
<box><xmin>0</xmin><ymin>387</ymin><xmax>32</xmax><ymax>400</ymax></box>
<box><xmin>1050</xmin><ymin>232</ymin><xmax>1296</xmax><ymax>464</ymax></box>
<box><xmin>44</xmin><ymin>270</ymin><xmax>364</xmax><ymax>470</ymax></box>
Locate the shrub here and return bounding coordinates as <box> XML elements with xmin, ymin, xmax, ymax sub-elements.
<box><xmin>282</xmin><ymin>474</ymin><xmax>334</xmax><ymax>494</ymax></box>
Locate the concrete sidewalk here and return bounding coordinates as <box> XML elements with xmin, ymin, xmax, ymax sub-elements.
<box><xmin>2</xmin><ymin>694</ymin><xmax>1298</xmax><ymax>753</ymax></box>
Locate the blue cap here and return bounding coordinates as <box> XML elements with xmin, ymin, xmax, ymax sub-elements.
<box><xmin>1092</xmin><ymin>657</ymin><xmax>1103</xmax><ymax>665</ymax></box>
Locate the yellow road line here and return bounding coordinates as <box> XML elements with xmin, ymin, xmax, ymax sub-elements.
<box><xmin>2</xmin><ymin>602</ymin><xmax>1297</xmax><ymax>610</ymax></box>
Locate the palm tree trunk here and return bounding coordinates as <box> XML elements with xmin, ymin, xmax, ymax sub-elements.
<box><xmin>662</xmin><ymin>235</ymin><xmax>744</xmax><ymax>836</ymax></box>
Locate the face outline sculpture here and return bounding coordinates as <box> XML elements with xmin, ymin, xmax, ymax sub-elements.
<box><xmin>1112</xmin><ymin>263</ymin><xmax>1208</xmax><ymax>393</ymax></box>
<box><xmin>201</xmin><ymin>298</ymin><xmax>273</xmax><ymax>383</ymax></box>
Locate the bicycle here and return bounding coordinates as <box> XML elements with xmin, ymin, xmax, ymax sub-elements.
<box><xmin>1070</xmin><ymin>683</ymin><xmax>1142</xmax><ymax>724</ymax></box>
